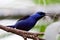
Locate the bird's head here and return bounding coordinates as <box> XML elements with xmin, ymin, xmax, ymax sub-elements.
<box><xmin>37</xmin><ymin>12</ymin><xmax>45</xmax><ymax>17</ymax></box>
<box><xmin>30</xmin><ymin>12</ymin><xmax>45</xmax><ymax>21</ymax></box>
<box><xmin>34</xmin><ymin>12</ymin><xmax>45</xmax><ymax>20</ymax></box>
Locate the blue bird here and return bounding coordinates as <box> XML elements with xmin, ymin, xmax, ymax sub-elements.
<box><xmin>7</xmin><ymin>12</ymin><xmax>45</xmax><ymax>31</ymax></box>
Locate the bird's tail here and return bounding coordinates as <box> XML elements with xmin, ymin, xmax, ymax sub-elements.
<box><xmin>7</xmin><ymin>25</ymin><xmax>15</xmax><ymax>28</ymax></box>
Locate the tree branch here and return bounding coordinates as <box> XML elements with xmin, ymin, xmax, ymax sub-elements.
<box><xmin>0</xmin><ymin>25</ymin><xmax>44</xmax><ymax>40</ymax></box>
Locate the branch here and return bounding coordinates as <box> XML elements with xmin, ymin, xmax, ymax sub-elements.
<box><xmin>0</xmin><ymin>25</ymin><xmax>44</xmax><ymax>40</ymax></box>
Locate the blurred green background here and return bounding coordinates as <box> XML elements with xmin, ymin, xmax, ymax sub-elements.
<box><xmin>33</xmin><ymin>0</ymin><xmax>60</xmax><ymax>4</ymax></box>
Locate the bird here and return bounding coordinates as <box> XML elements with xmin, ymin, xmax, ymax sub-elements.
<box><xmin>7</xmin><ymin>12</ymin><xmax>45</xmax><ymax>31</ymax></box>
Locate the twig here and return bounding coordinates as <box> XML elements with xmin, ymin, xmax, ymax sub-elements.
<box><xmin>0</xmin><ymin>25</ymin><xmax>44</xmax><ymax>40</ymax></box>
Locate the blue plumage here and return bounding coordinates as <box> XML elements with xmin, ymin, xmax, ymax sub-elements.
<box><xmin>7</xmin><ymin>12</ymin><xmax>45</xmax><ymax>31</ymax></box>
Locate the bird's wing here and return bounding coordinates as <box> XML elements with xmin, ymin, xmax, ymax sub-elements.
<box><xmin>17</xmin><ymin>15</ymin><xmax>30</xmax><ymax>22</ymax></box>
<box><xmin>7</xmin><ymin>15</ymin><xmax>30</xmax><ymax>28</ymax></box>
